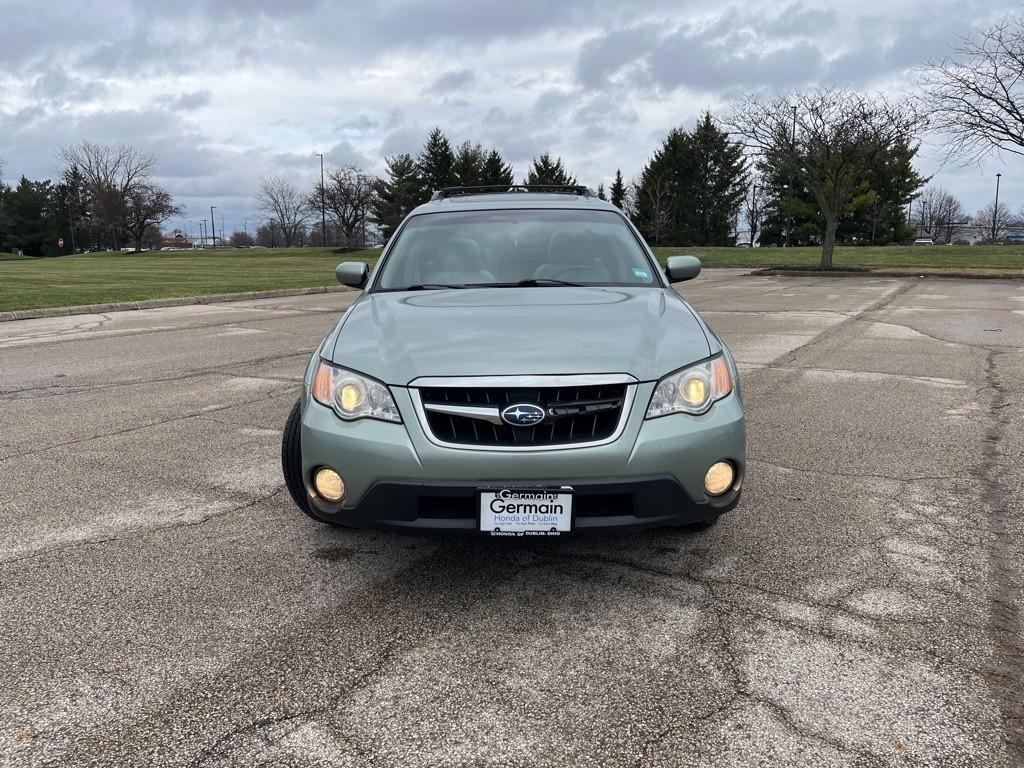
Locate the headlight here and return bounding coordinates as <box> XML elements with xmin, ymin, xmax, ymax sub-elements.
<box><xmin>646</xmin><ymin>355</ymin><xmax>733</xmax><ymax>418</ymax></box>
<box><xmin>311</xmin><ymin>361</ymin><xmax>401</xmax><ymax>423</ymax></box>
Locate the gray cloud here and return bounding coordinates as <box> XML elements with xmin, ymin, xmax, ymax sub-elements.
<box><xmin>338</xmin><ymin>115</ymin><xmax>379</xmax><ymax>133</ymax></box>
<box><xmin>2</xmin><ymin>0</ymin><xmax>1022</xmax><ymax>227</ymax></box>
<box><xmin>156</xmin><ymin>90</ymin><xmax>213</xmax><ymax>111</ymax></box>
<box><xmin>426</xmin><ymin>69</ymin><xmax>476</xmax><ymax>95</ymax></box>
<box><xmin>31</xmin><ymin>66</ymin><xmax>107</xmax><ymax>104</ymax></box>
<box><xmin>577</xmin><ymin>25</ymin><xmax>659</xmax><ymax>88</ymax></box>
<box><xmin>380</xmin><ymin>125</ymin><xmax>427</xmax><ymax>159</ymax></box>
<box><xmin>648</xmin><ymin>34</ymin><xmax>823</xmax><ymax>93</ymax></box>
<box><xmin>758</xmin><ymin>3</ymin><xmax>837</xmax><ymax>38</ymax></box>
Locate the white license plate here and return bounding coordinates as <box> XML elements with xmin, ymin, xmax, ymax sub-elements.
<box><xmin>479</xmin><ymin>487</ymin><xmax>574</xmax><ymax>536</ymax></box>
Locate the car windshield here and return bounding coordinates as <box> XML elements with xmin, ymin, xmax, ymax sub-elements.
<box><xmin>375</xmin><ymin>209</ymin><xmax>658</xmax><ymax>291</ymax></box>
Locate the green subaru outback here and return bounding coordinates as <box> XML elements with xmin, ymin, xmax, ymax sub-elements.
<box><xmin>281</xmin><ymin>186</ymin><xmax>744</xmax><ymax>535</ymax></box>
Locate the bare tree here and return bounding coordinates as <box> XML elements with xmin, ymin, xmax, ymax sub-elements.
<box><xmin>744</xmin><ymin>181</ymin><xmax>767</xmax><ymax>246</ymax></box>
<box><xmin>124</xmin><ymin>184</ymin><xmax>183</xmax><ymax>251</ymax></box>
<box><xmin>922</xmin><ymin>16</ymin><xmax>1024</xmax><ymax>161</ymax></box>
<box><xmin>256</xmin><ymin>221</ymin><xmax>278</xmax><ymax>248</ymax></box>
<box><xmin>230</xmin><ymin>231</ymin><xmax>255</xmax><ymax>247</ymax></box>
<box><xmin>915</xmin><ymin>186</ymin><xmax>967</xmax><ymax>243</ymax></box>
<box><xmin>313</xmin><ymin>166</ymin><xmax>375</xmax><ymax>248</ymax></box>
<box><xmin>60</xmin><ymin>141</ymin><xmax>156</xmax><ymax>250</ymax></box>
<box><xmin>633</xmin><ymin>173</ymin><xmax>674</xmax><ymax>246</ymax></box>
<box><xmin>257</xmin><ymin>176</ymin><xmax>310</xmax><ymax>247</ymax></box>
<box><xmin>725</xmin><ymin>88</ymin><xmax>925</xmax><ymax>269</ymax></box>
<box><xmin>975</xmin><ymin>200</ymin><xmax>1015</xmax><ymax>242</ymax></box>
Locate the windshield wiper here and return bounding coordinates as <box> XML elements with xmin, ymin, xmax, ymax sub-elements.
<box><xmin>392</xmin><ymin>283</ymin><xmax>467</xmax><ymax>291</ymax></box>
<box><xmin>465</xmin><ymin>278</ymin><xmax>585</xmax><ymax>288</ymax></box>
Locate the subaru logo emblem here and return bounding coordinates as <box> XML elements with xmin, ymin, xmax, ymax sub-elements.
<box><xmin>500</xmin><ymin>403</ymin><xmax>545</xmax><ymax>427</ymax></box>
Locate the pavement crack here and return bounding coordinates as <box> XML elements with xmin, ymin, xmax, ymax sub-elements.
<box><xmin>0</xmin><ymin>350</ymin><xmax>312</xmax><ymax>402</ymax></box>
<box><xmin>973</xmin><ymin>347</ymin><xmax>1024</xmax><ymax>760</ymax></box>
<box><xmin>0</xmin><ymin>386</ymin><xmax>295</xmax><ymax>463</ymax></box>
<box><xmin>188</xmin><ymin>632</ymin><xmax>406</xmax><ymax>766</ymax></box>
<box><xmin>0</xmin><ymin>304</ymin><xmax>348</xmax><ymax>350</ymax></box>
<box><xmin>0</xmin><ymin>486</ymin><xmax>286</xmax><ymax>568</ymax></box>
<box><xmin>849</xmin><ymin>315</ymin><xmax>1001</xmax><ymax>350</ymax></box>
<box><xmin>741</xmin><ymin>280</ymin><xmax>916</xmax><ymax>382</ymax></box>
<box><xmin>746</xmin><ymin>695</ymin><xmax>880</xmax><ymax>762</ymax></box>
<box><xmin>746</xmin><ymin>457</ymin><xmax>962</xmax><ymax>484</ymax></box>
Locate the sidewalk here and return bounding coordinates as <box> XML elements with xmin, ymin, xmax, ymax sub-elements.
<box><xmin>0</xmin><ymin>284</ymin><xmax>353</xmax><ymax>322</ymax></box>
<box><xmin>753</xmin><ymin>266</ymin><xmax>1024</xmax><ymax>280</ymax></box>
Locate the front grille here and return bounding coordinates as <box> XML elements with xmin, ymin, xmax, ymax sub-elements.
<box><xmin>416</xmin><ymin>382</ymin><xmax>629</xmax><ymax>447</ymax></box>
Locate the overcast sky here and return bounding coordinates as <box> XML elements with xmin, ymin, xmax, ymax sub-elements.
<box><xmin>1</xmin><ymin>0</ymin><xmax>1021</xmax><ymax>236</ymax></box>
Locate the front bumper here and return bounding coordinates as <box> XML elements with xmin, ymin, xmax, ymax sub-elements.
<box><xmin>299</xmin><ymin>380</ymin><xmax>745</xmax><ymax>533</ymax></box>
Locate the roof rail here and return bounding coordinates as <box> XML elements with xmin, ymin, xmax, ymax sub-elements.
<box><xmin>430</xmin><ymin>184</ymin><xmax>594</xmax><ymax>201</ymax></box>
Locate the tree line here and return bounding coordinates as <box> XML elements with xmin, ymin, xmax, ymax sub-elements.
<box><xmin>0</xmin><ymin>142</ymin><xmax>181</xmax><ymax>256</ymax></box>
<box><xmin>257</xmin><ymin>102</ymin><xmax>929</xmax><ymax>270</ymax></box>
<box><xmin>254</xmin><ymin>128</ymin><xmax>580</xmax><ymax>247</ymax></box>
<box><xmin>5</xmin><ymin>14</ymin><xmax>1024</xmax><ymax>267</ymax></box>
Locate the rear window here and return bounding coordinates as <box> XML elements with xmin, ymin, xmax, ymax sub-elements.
<box><xmin>375</xmin><ymin>209</ymin><xmax>658</xmax><ymax>291</ymax></box>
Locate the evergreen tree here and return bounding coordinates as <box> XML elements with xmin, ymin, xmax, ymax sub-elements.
<box><xmin>687</xmin><ymin>112</ymin><xmax>748</xmax><ymax>245</ymax></box>
<box><xmin>633</xmin><ymin>114</ymin><xmax>747</xmax><ymax>246</ymax></box>
<box><xmin>4</xmin><ymin>177</ymin><xmax>58</xmax><ymax>256</ymax></box>
<box><xmin>596</xmin><ymin>183</ymin><xmax>607</xmax><ymax>201</ymax></box>
<box><xmin>609</xmin><ymin>169</ymin><xmax>626</xmax><ymax>209</ymax></box>
<box><xmin>482</xmin><ymin>148</ymin><xmax>514</xmax><ymax>186</ymax></box>
<box><xmin>840</xmin><ymin>136</ymin><xmax>927</xmax><ymax>244</ymax></box>
<box><xmin>55</xmin><ymin>165</ymin><xmax>89</xmax><ymax>253</ymax></box>
<box><xmin>633</xmin><ymin>132</ymin><xmax>685</xmax><ymax>245</ymax></box>
<box><xmin>416</xmin><ymin>127</ymin><xmax>456</xmax><ymax>192</ymax></box>
<box><xmin>524</xmin><ymin>153</ymin><xmax>576</xmax><ymax>185</ymax></box>
<box><xmin>757</xmin><ymin>134</ymin><xmax>925</xmax><ymax>246</ymax></box>
<box><xmin>452</xmin><ymin>141</ymin><xmax>486</xmax><ymax>187</ymax></box>
<box><xmin>371</xmin><ymin>153</ymin><xmax>427</xmax><ymax>241</ymax></box>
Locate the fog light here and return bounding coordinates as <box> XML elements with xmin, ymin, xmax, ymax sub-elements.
<box><xmin>314</xmin><ymin>467</ymin><xmax>345</xmax><ymax>501</ymax></box>
<box><xmin>704</xmin><ymin>461</ymin><xmax>735</xmax><ymax>496</ymax></box>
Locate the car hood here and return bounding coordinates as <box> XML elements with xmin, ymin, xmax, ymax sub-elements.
<box><xmin>329</xmin><ymin>287</ymin><xmax>712</xmax><ymax>384</ymax></box>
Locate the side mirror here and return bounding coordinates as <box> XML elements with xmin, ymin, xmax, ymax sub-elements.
<box><xmin>665</xmin><ymin>255</ymin><xmax>702</xmax><ymax>283</ymax></box>
<box><xmin>336</xmin><ymin>261</ymin><xmax>368</xmax><ymax>288</ymax></box>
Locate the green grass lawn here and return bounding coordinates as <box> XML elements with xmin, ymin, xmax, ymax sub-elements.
<box><xmin>0</xmin><ymin>247</ymin><xmax>379</xmax><ymax>312</ymax></box>
<box><xmin>651</xmin><ymin>245</ymin><xmax>1024</xmax><ymax>270</ymax></box>
<box><xmin>1</xmin><ymin>244</ymin><xmax>1022</xmax><ymax>313</ymax></box>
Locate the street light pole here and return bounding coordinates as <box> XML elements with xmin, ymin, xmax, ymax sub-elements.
<box><xmin>316</xmin><ymin>153</ymin><xmax>327</xmax><ymax>247</ymax></box>
<box><xmin>67</xmin><ymin>192</ymin><xmax>77</xmax><ymax>253</ymax></box>
<box><xmin>210</xmin><ymin>206</ymin><xmax>217</xmax><ymax>248</ymax></box>
<box><xmin>785</xmin><ymin>104</ymin><xmax>797</xmax><ymax>248</ymax></box>
<box><xmin>750</xmin><ymin>182</ymin><xmax>757</xmax><ymax>246</ymax></box>
<box><xmin>993</xmin><ymin>173</ymin><xmax>1002</xmax><ymax>243</ymax></box>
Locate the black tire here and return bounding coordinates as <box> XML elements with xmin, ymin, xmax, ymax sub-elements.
<box><xmin>281</xmin><ymin>398</ymin><xmax>319</xmax><ymax>521</ymax></box>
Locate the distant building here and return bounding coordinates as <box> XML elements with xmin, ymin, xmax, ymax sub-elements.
<box><xmin>912</xmin><ymin>218</ymin><xmax>1024</xmax><ymax>244</ymax></box>
<box><xmin>158</xmin><ymin>232</ymin><xmax>194</xmax><ymax>249</ymax></box>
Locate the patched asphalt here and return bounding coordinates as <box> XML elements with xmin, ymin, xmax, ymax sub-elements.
<box><xmin>1</xmin><ymin>271</ymin><xmax>1022</xmax><ymax>766</ymax></box>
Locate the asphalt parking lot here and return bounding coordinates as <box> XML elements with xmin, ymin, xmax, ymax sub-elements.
<box><xmin>1</xmin><ymin>270</ymin><xmax>1022</xmax><ymax>767</ymax></box>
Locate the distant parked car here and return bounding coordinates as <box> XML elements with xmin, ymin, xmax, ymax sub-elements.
<box><xmin>1002</xmin><ymin>234</ymin><xmax>1024</xmax><ymax>244</ymax></box>
<box><xmin>913</xmin><ymin>238</ymin><xmax>934</xmax><ymax>246</ymax></box>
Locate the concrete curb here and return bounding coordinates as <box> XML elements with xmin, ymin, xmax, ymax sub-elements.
<box><xmin>0</xmin><ymin>285</ymin><xmax>354</xmax><ymax>323</ymax></box>
<box><xmin>751</xmin><ymin>268</ymin><xmax>1024</xmax><ymax>280</ymax></box>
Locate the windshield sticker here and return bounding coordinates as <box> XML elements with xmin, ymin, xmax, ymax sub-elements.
<box><xmin>633</xmin><ymin>268</ymin><xmax>651</xmax><ymax>280</ymax></box>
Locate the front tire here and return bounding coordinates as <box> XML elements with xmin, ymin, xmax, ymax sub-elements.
<box><xmin>281</xmin><ymin>398</ymin><xmax>320</xmax><ymax>521</ymax></box>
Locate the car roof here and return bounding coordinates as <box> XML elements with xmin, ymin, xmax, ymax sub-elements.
<box><xmin>410</xmin><ymin>191</ymin><xmax>621</xmax><ymax>215</ymax></box>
